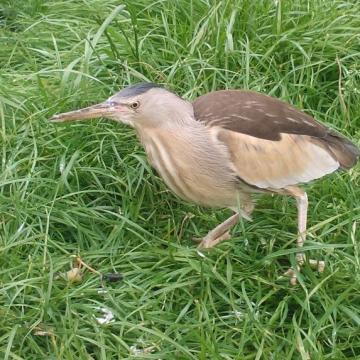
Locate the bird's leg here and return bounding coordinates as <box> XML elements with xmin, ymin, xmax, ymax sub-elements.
<box><xmin>196</xmin><ymin>195</ymin><xmax>254</xmax><ymax>249</ymax></box>
<box><xmin>283</xmin><ymin>186</ymin><xmax>325</xmax><ymax>284</ymax></box>
<box><xmin>197</xmin><ymin>212</ymin><xmax>241</xmax><ymax>249</ymax></box>
<box><xmin>295</xmin><ymin>190</ymin><xmax>308</xmax><ymax>265</ymax></box>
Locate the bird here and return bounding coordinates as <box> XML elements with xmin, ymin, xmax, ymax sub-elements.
<box><xmin>50</xmin><ymin>82</ymin><xmax>359</xmax><ymax>284</ymax></box>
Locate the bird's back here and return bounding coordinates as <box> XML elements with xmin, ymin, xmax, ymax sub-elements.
<box><xmin>193</xmin><ymin>90</ymin><xmax>359</xmax><ymax>189</ymax></box>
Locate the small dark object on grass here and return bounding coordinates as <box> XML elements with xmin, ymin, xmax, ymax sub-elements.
<box><xmin>102</xmin><ymin>273</ymin><xmax>123</xmax><ymax>283</ymax></box>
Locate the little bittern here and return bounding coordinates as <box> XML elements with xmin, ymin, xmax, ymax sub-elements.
<box><xmin>50</xmin><ymin>83</ymin><xmax>359</xmax><ymax>284</ymax></box>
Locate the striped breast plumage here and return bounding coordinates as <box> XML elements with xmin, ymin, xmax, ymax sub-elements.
<box><xmin>136</xmin><ymin>125</ymin><xmax>242</xmax><ymax>208</ymax></box>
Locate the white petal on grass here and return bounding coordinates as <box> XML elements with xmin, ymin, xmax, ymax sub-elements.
<box><xmin>94</xmin><ymin>307</ymin><xmax>115</xmax><ymax>324</ymax></box>
<box><xmin>59</xmin><ymin>159</ymin><xmax>65</xmax><ymax>174</ymax></box>
<box><xmin>130</xmin><ymin>345</ymin><xmax>155</xmax><ymax>355</ymax></box>
<box><xmin>97</xmin><ymin>288</ymin><xmax>108</xmax><ymax>294</ymax></box>
<box><xmin>232</xmin><ymin>310</ymin><xmax>245</xmax><ymax>321</ymax></box>
<box><xmin>16</xmin><ymin>222</ymin><xmax>25</xmax><ymax>234</ymax></box>
<box><xmin>196</xmin><ymin>250</ymin><xmax>206</xmax><ymax>258</ymax></box>
<box><xmin>130</xmin><ymin>346</ymin><xmax>143</xmax><ymax>356</ymax></box>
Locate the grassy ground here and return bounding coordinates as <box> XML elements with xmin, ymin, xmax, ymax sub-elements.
<box><xmin>1</xmin><ymin>0</ymin><xmax>360</xmax><ymax>359</ymax></box>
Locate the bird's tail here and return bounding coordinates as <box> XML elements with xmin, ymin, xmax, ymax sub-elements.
<box><xmin>326</xmin><ymin>130</ymin><xmax>360</xmax><ymax>169</ymax></box>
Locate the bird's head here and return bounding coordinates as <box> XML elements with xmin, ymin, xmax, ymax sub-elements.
<box><xmin>49</xmin><ymin>83</ymin><xmax>194</xmax><ymax>129</ymax></box>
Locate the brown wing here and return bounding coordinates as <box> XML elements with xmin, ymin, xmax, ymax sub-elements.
<box><xmin>194</xmin><ymin>90</ymin><xmax>359</xmax><ymax>189</ymax></box>
<box><xmin>194</xmin><ymin>90</ymin><xmax>329</xmax><ymax>141</ymax></box>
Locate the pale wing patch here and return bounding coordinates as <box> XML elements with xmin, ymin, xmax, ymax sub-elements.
<box><xmin>215</xmin><ymin>128</ymin><xmax>340</xmax><ymax>189</ymax></box>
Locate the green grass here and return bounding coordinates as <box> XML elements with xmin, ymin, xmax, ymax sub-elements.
<box><xmin>1</xmin><ymin>0</ymin><xmax>360</xmax><ymax>358</ymax></box>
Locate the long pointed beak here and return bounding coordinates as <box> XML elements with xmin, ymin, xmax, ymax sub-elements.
<box><xmin>49</xmin><ymin>102</ymin><xmax>115</xmax><ymax>123</ymax></box>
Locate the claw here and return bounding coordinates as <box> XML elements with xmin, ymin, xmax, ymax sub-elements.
<box><xmin>197</xmin><ymin>231</ymin><xmax>231</xmax><ymax>249</ymax></box>
<box><xmin>283</xmin><ymin>258</ymin><xmax>325</xmax><ymax>285</ymax></box>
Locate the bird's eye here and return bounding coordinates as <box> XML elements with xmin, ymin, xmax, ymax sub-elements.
<box><xmin>130</xmin><ymin>101</ymin><xmax>140</xmax><ymax>109</ymax></box>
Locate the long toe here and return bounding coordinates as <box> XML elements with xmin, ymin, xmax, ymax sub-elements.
<box><xmin>283</xmin><ymin>258</ymin><xmax>325</xmax><ymax>285</ymax></box>
<box><xmin>308</xmin><ymin>259</ymin><xmax>326</xmax><ymax>273</ymax></box>
<box><xmin>198</xmin><ymin>231</ymin><xmax>231</xmax><ymax>249</ymax></box>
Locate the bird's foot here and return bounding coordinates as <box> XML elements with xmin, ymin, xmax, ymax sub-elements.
<box><xmin>194</xmin><ymin>231</ymin><xmax>231</xmax><ymax>249</ymax></box>
<box><xmin>284</xmin><ymin>254</ymin><xmax>325</xmax><ymax>285</ymax></box>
